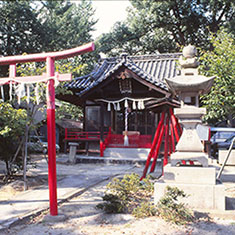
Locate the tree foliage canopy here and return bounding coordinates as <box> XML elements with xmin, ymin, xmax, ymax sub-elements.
<box><xmin>200</xmin><ymin>29</ymin><xmax>235</xmax><ymax>125</ymax></box>
<box><xmin>0</xmin><ymin>0</ymin><xmax>44</xmax><ymax>56</ymax></box>
<box><xmin>38</xmin><ymin>0</ymin><xmax>96</xmax><ymax>52</ymax></box>
<box><xmin>97</xmin><ymin>0</ymin><xmax>235</xmax><ymax>56</ymax></box>
<box><xmin>0</xmin><ymin>0</ymin><xmax>97</xmax><ymax>55</ymax></box>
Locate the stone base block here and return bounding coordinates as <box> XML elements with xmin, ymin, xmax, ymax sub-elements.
<box><xmin>43</xmin><ymin>214</ymin><xmax>67</xmax><ymax>222</ymax></box>
<box><xmin>68</xmin><ymin>142</ymin><xmax>79</xmax><ymax>163</ymax></box>
<box><xmin>219</xmin><ymin>150</ymin><xmax>235</xmax><ymax>165</ymax></box>
<box><xmin>154</xmin><ymin>181</ymin><xmax>225</xmax><ymax>211</ymax></box>
<box><xmin>170</xmin><ymin>151</ymin><xmax>208</xmax><ymax>167</ymax></box>
<box><xmin>164</xmin><ymin>164</ymin><xmax>216</xmax><ymax>185</ymax></box>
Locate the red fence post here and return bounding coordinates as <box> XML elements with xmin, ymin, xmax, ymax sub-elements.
<box><xmin>100</xmin><ymin>141</ymin><xmax>104</xmax><ymax>157</ymax></box>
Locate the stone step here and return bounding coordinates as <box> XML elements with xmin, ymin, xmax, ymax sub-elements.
<box><xmin>76</xmin><ymin>155</ymin><xmax>147</xmax><ymax>165</ymax></box>
<box><xmin>103</xmin><ymin>147</ymin><xmax>151</xmax><ymax>160</ymax></box>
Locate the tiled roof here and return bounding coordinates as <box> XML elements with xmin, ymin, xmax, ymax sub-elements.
<box><xmin>66</xmin><ymin>53</ymin><xmax>181</xmax><ymax>96</ymax></box>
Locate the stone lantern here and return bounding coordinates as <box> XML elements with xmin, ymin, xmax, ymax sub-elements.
<box><xmin>154</xmin><ymin>45</ymin><xmax>225</xmax><ymax>211</ymax></box>
<box><xmin>165</xmin><ymin>45</ymin><xmax>215</xmax><ymax>166</ymax></box>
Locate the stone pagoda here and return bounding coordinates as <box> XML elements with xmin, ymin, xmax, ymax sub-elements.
<box><xmin>154</xmin><ymin>45</ymin><xmax>225</xmax><ymax>211</ymax></box>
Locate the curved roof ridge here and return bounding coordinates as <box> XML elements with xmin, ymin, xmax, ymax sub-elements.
<box><xmin>99</xmin><ymin>52</ymin><xmax>181</xmax><ymax>63</ymax></box>
<box><xmin>68</xmin><ymin>52</ymin><xmax>180</xmax><ymax>95</ymax></box>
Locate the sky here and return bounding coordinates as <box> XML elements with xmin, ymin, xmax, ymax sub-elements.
<box><xmin>90</xmin><ymin>0</ymin><xmax>131</xmax><ymax>39</ymax></box>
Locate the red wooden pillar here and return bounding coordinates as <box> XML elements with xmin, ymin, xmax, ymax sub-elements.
<box><xmin>100</xmin><ymin>102</ymin><xmax>104</xmax><ymax>157</ymax></box>
<box><xmin>169</xmin><ymin>134</ymin><xmax>172</xmax><ymax>155</ymax></box>
<box><xmin>150</xmin><ymin>123</ymin><xmax>165</xmax><ymax>173</ymax></box>
<box><xmin>163</xmin><ymin>115</ymin><xmax>169</xmax><ymax>166</ymax></box>
<box><xmin>170</xmin><ymin>122</ymin><xmax>175</xmax><ymax>152</ymax></box>
<box><xmin>170</xmin><ymin>108</ymin><xmax>180</xmax><ymax>142</ymax></box>
<box><xmin>46</xmin><ymin>56</ymin><xmax>58</xmax><ymax>216</ymax></box>
<box><xmin>140</xmin><ymin>112</ymin><xmax>165</xmax><ymax>180</ymax></box>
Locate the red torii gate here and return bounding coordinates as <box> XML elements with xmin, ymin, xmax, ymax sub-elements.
<box><xmin>0</xmin><ymin>42</ymin><xmax>95</xmax><ymax>216</ymax></box>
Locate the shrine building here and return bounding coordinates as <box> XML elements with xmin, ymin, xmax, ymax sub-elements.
<box><xmin>57</xmin><ymin>52</ymin><xmax>181</xmax><ymax>154</ymax></box>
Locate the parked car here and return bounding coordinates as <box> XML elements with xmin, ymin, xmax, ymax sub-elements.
<box><xmin>217</xmin><ymin>135</ymin><xmax>235</xmax><ymax>150</ymax></box>
<box><xmin>210</xmin><ymin>130</ymin><xmax>235</xmax><ymax>157</ymax></box>
<box><xmin>28</xmin><ymin>136</ymin><xmax>60</xmax><ymax>154</ymax></box>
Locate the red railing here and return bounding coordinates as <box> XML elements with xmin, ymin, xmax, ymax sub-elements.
<box><xmin>65</xmin><ymin>128</ymin><xmax>152</xmax><ymax>148</ymax></box>
<box><xmin>106</xmin><ymin>133</ymin><xmax>152</xmax><ymax>148</ymax></box>
<box><xmin>64</xmin><ymin>128</ymin><xmax>108</xmax><ymax>141</ymax></box>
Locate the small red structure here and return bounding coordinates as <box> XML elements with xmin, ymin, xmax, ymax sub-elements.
<box><xmin>0</xmin><ymin>42</ymin><xmax>95</xmax><ymax>216</ymax></box>
<box><xmin>140</xmin><ymin>108</ymin><xmax>182</xmax><ymax>180</ymax></box>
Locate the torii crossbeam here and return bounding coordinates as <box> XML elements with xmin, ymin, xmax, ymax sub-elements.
<box><xmin>0</xmin><ymin>42</ymin><xmax>95</xmax><ymax>216</ymax></box>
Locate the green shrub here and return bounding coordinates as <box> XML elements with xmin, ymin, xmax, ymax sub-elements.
<box><xmin>132</xmin><ymin>202</ymin><xmax>157</xmax><ymax>218</ymax></box>
<box><xmin>96</xmin><ymin>194</ymin><xmax>125</xmax><ymax>213</ymax></box>
<box><xmin>156</xmin><ymin>186</ymin><xmax>194</xmax><ymax>225</ymax></box>
<box><xmin>96</xmin><ymin>173</ymin><xmax>155</xmax><ymax>217</ymax></box>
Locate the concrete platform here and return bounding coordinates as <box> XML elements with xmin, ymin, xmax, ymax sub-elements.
<box><xmin>164</xmin><ymin>165</ymin><xmax>216</xmax><ymax>185</ymax></box>
<box><xmin>104</xmin><ymin>148</ymin><xmax>150</xmax><ymax>159</ymax></box>
<box><xmin>219</xmin><ymin>150</ymin><xmax>235</xmax><ymax>165</ymax></box>
<box><xmin>75</xmin><ymin>147</ymin><xmax>152</xmax><ymax>165</ymax></box>
<box><xmin>154</xmin><ymin>164</ymin><xmax>226</xmax><ymax>211</ymax></box>
<box><xmin>154</xmin><ymin>180</ymin><xmax>225</xmax><ymax>211</ymax></box>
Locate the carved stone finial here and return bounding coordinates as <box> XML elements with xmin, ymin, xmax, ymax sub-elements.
<box><xmin>179</xmin><ymin>45</ymin><xmax>198</xmax><ymax>69</ymax></box>
<box><xmin>182</xmin><ymin>45</ymin><xmax>197</xmax><ymax>58</ymax></box>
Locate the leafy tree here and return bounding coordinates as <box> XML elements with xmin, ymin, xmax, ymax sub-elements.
<box><xmin>97</xmin><ymin>0</ymin><xmax>235</xmax><ymax>56</ymax></box>
<box><xmin>200</xmin><ymin>29</ymin><xmax>235</xmax><ymax>126</ymax></box>
<box><xmin>0</xmin><ymin>59</ymin><xmax>85</xmax><ymax>183</ymax></box>
<box><xmin>0</xmin><ymin>0</ymin><xmax>44</xmax><ymax>56</ymax></box>
<box><xmin>0</xmin><ymin>0</ymin><xmax>96</xmax><ymax>182</ymax></box>
<box><xmin>0</xmin><ymin>0</ymin><xmax>98</xmax><ymax>69</ymax></box>
<box><xmin>39</xmin><ymin>0</ymin><xmax>97</xmax><ymax>52</ymax></box>
<box><xmin>0</xmin><ymin>101</ymin><xmax>27</xmax><ymax>175</ymax></box>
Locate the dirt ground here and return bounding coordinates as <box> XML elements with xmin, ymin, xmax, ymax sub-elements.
<box><xmin>3</xmin><ymin>180</ymin><xmax>235</xmax><ymax>235</ymax></box>
<box><xmin>0</xmin><ymin>156</ymin><xmax>235</xmax><ymax>235</ymax></box>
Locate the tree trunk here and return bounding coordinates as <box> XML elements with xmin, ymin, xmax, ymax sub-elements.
<box><xmin>23</xmin><ymin>124</ymin><xmax>29</xmax><ymax>191</ymax></box>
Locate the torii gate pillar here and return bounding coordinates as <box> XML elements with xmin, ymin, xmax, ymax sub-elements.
<box><xmin>46</xmin><ymin>57</ymin><xmax>58</xmax><ymax>215</ymax></box>
<box><xmin>0</xmin><ymin>42</ymin><xmax>95</xmax><ymax>216</ymax></box>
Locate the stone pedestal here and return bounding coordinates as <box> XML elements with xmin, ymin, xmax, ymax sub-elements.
<box><xmin>170</xmin><ymin>106</ymin><xmax>209</xmax><ymax>167</ymax></box>
<box><xmin>68</xmin><ymin>142</ymin><xmax>79</xmax><ymax>163</ymax></box>
<box><xmin>154</xmin><ymin>165</ymin><xmax>225</xmax><ymax>211</ymax></box>
<box><xmin>170</xmin><ymin>152</ymin><xmax>208</xmax><ymax>167</ymax></box>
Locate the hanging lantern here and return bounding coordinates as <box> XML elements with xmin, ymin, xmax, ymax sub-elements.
<box><xmin>113</xmin><ymin>103</ymin><xmax>116</xmax><ymax>110</ymax></box>
<box><xmin>124</xmin><ymin>99</ymin><xmax>128</xmax><ymax>108</ymax></box>
<box><xmin>141</xmin><ymin>100</ymin><xmax>145</xmax><ymax>109</ymax></box>
<box><xmin>117</xmin><ymin>102</ymin><xmax>121</xmax><ymax>111</ymax></box>
<box><xmin>132</xmin><ymin>100</ymin><xmax>136</xmax><ymax>110</ymax></box>
<box><xmin>107</xmin><ymin>102</ymin><xmax>111</xmax><ymax>111</ymax></box>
